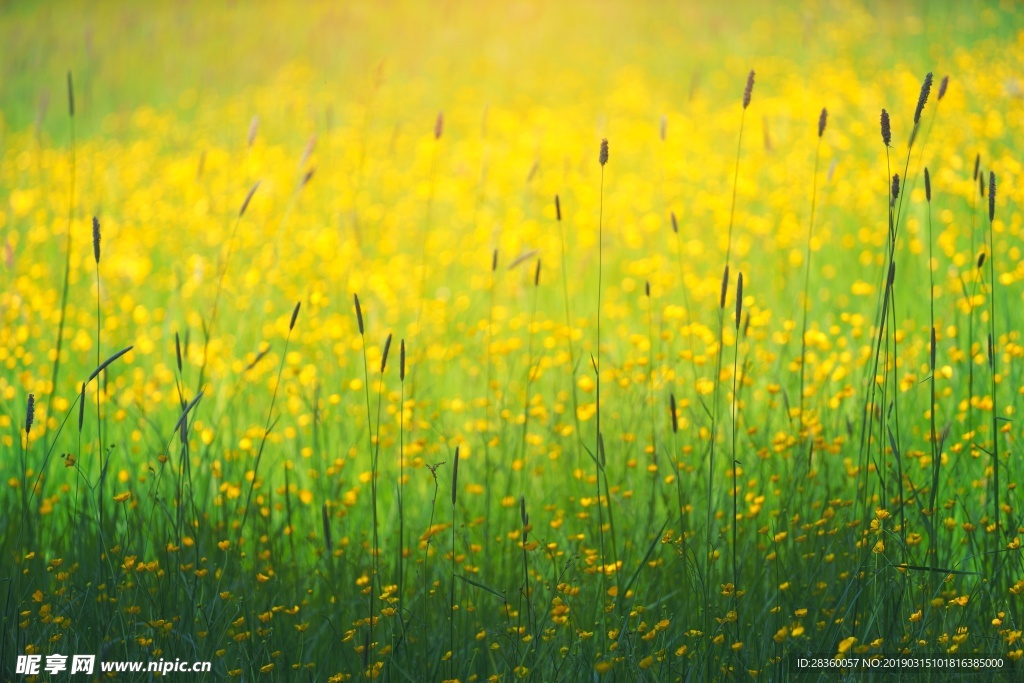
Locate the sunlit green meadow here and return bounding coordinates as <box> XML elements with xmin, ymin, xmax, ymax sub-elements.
<box><xmin>2</xmin><ymin>1</ymin><xmax>1024</xmax><ymax>680</ymax></box>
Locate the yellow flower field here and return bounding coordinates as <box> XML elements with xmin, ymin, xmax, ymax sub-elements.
<box><xmin>2</xmin><ymin>1</ymin><xmax>1023</xmax><ymax>680</ymax></box>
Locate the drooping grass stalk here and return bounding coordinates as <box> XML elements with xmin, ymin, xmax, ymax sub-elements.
<box><xmin>449</xmin><ymin>446</ymin><xmax>460</xmax><ymax>681</ymax></box>
<box><xmin>986</xmin><ymin>171</ymin><xmax>1000</xmax><ymax>532</ymax></box>
<box><xmin>798</xmin><ymin>109</ymin><xmax>826</xmax><ymax>436</ymax></box>
<box><xmin>724</xmin><ymin>70</ymin><xmax>755</xmax><ymax>268</ymax></box>
<box><xmin>47</xmin><ymin>72</ymin><xmax>76</xmax><ymax>425</ymax></box>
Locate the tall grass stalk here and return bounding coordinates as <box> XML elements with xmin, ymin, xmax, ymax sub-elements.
<box><xmin>725</xmin><ymin>70</ymin><xmax>755</xmax><ymax>268</ymax></box>
<box><xmin>798</xmin><ymin>109</ymin><xmax>826</xmax><ymax>435</ymax></box>
<box><xmin>595</xmin><ymin>140</ymin><xmax>609</xmax><ymax>582</ymax></box>
<box><xmin>47</xmin><ymin>72</ymin><xmax>76</xmax><ymax>425</ymax></box>
<box><xmin>985</xmin><ymin>172</ymin><xmax>1000</xmax><ymax>532</ymax></box>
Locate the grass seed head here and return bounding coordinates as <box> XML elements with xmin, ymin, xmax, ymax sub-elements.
<box><xmin>554</xmin><ymin>195</ymin><xmax>561</xmax><ymax>221</ymax></box>
<box><xmin>435</xmin><ymin>111</ymin><xmax>444</xmax><ymax>140</ymax></box>
<box><xmin>492</xmin><ymin>248</ymin><xmax>498</xmax><ymax>272</ymax></box>
<box><xmin>599</xmin><ymin>138</ymin><xmax>609</xmax><ymax>166</ymax></box>
<box><xmin>78</xmin><ymin>383</ymin><xmax>86</xmax><ymax>432</ymax></box>
<box><xmin>67</xmin><ymin>71</ymin><xmax>74</xmax><ymax>118</ymax></box>
<box><xmin>451</xmin><ymin>446</ymin><xmax>460</xmax><ymax>506</ymax></box>
<box><xmin>880</xmin><ymin>109</ymin><xmax>891</xmax><ymax>147</ymax></box>
<box><xmin>322</xmin><ymin>503</ymin><xmax>332</xmax><ymax>552</ymax></box>
<box><xmin>891</xmin><ymin>173</ymin><xmax>900</xmax><ymax>202</ymax></box>
<box><xmin>735</xmin><ymin>272</ymin><xmax>743</xmax><ymax>330</ymax></box>
<box><xmin>175</xmin><ymin>332</ymin><xmax>183</xmax><ymax>372</ymax></box>
<box><xmin>354</xmin><ymin>294</ymin><xmax>364</xmax><ymax>335</ymax></box>
<box><xmin>248</xmin><ymin>116</ymin><xmax>259</xmax><ymax>148</ymax></box>
<box><xmin>973</xmin><ymin>154</ymin><xmax>980</xmax><ymax>181</ymax></box>
<box><xmin>989</xmin><ymin>171</ymin><xmax>996</xmax><ymax>221</ymax></box>
<box><xmin>914</xmin><ymin>72</ymin><xmax>933</xmax><ymax>125</ymax></box>
<box><xmin>924</xmin><ymin>167</ymin><xmax>931</xmax><ymax>202</ymax></box>
<box><xmin>239</xmin><ymin>181</ymin><xmax>260</xmax><ymax>218</ymax></box>
<box><xmin>92</xmin><ymin>217</ymin><xmax>100</xmax><ymax>264</ymax></box>
<box><xmin>289</xmin><ymin>301</ymin><xmax>301</xmax><ymax>331</ymax></box>
<box><xmin>670</xmin><ymin>211</ymin><xmax>678</xmax><ymax>233</ymax></box>
<box><xmin>400</xmin><ymin>339</ymin><xmax>406</xmax><ymax>381</ymax></box>
<box><xmin>534</xmin><ymin>258</ymin><xmax>541</xmax><ymax>287</ymax></box>
<box><xmin>719</xmin><ymin>264</ymin><xmax>730</xmax><ymax>309</ymax></box>
<box><xmin>25</xmin><ymin>393</ymin><xmax>35</xmax><ymax>435</ymax></box>
<box><xmin>977</xmin><ymin>252</ymin><xmax>986</xmax><ymax>270</ymax></box>
<box><xmin>381</xmin><ymin>333</ymin><xmax>392</xmax><ymax>373</ymax></box>
<box><xmin>743</xmin><ymin>69</ymin><xmax>755</xmax><ymax>109</ymax></box>
<box><xmin>818</xmin><ymin>107</ymin><xmax>827</xmax><ymax>138</ymax></box>
<box><xmin>938</xmin><ymin>75</ymin><xmax>949</xmax><ymax>100</ymax></box>
<box><xmin>669</xmin><ymin>393</ymin><xmax>678</xmax><ymax>434</ymax></box>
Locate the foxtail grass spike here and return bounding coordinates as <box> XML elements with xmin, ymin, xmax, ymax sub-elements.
<box><xmin>92</xmin><ymin>217</ymin><xmax>100</xmax><ymax>264</ymax></box>
<box><xmin>451</xmin><ymin>446</ymin><xmax>459</xmax><ymax>506</ymax></box>
<box><xmin>491</xmin><ymin>249</ymin><xmax>498</xmax><ymax>272</ymax></box>
<box><xmin>354</xmin><ymin>294</ymin><xmax>364</xmax><ymax>335</ymax></box>
<box><xmin>977</xmin><ymin>252</ymin><xmax>986</xmax><ymax>270</ymax></box>
<box><xmin>719</xmin><ymin>265</ymin><xmax>730</xmax><ymax>309</ymax></box>
<box><xmin>520</xmin><ymin>495</ymin><xmax>528</xmax><ymax>528</ymax></box>
<box><xmin>381</xmin><ymin>333</ymin><xmax>393</xmax><ymax>373</ymax></box>
<box><xmin>248</xmin><ymin>116</ymin><xmax>259</xmax><ymax>148</ymax></box>
<box><xmin>645</xmin><ymin>280</ymin><xmax>650</xmax><ymax>297</ymax></box>
<box><xmin>534</xmin><ymin>259</ymin><xmax>541</xmax><ymax>287</ymax></box>
<box><xmin>735</xmin><ymin>272</ymin><xmax>743</xmax><ymax>330</ymax></box>
<box><xmin>743</xmin><ymin>69</ymin><xmax>755</xmax><ymax>109</ymax></box>
<box><xmin>931</xmin><ymin>327</ymin><xmax>937</xmax><ymax>371</ymax></box>
<box><xmin>891</xmin><ymin>173</ymin><xmax>900</xmax><ymax>202</ymax></box>
<box><xmin>914</xmin><ymin>72</ymin><xmax>933</xmax><ymax>125</ymax></box>
<box><xmin>67</xmin><ymin>71</ymin><xmax>74</xmax><ymax>118</ymax></box>
<box><xmin>670</xmin><ymin>211</ymin><xmax>678</xmax><ymax>233</ymax></box>
<box><xmin>599</xmin><ymin>139</ymin><xmax>609</xmax><ymax>166</ymax></box>
<box><xmin>434</xmin><ymin>111</ymin><xmax>444</xmax><ymax>140</ymax></box>
<box><xmin>938</xmin><ymin>75</ymin><xmax>949</xmax><ymax>101</ymax></box>
<box><xmin>25</xmin><ymin>394</ymin><xmax>35</xmax><ymax>435</ymax></box>
<box><xmin>239</xmin><ymin>181</ymin><xmax>260</xmax><ymax>218</ymax></box>
<box><xmin>400</xmin><ymin>339</ymin><xmax>406</xmax><ymax>381</ymax></box>
<box><xmin>973</xmin><ymin>154</ymin><xmax>980</xmax><ymax>181</ymax></box>
<box><xmin>175</xmin><ymin>332</ymin><xmax>183</xmax><ymax>372</ymax></box>
<box><xmin>818</xmin><ymin>108</ymin><xmax>827</xmax><ymax>137</ymax></box>
<box><xmin>989</xmin><ymin>172</ymin><xmax>996</xmax><ymax>221</ymax></box>
<box><xmin>924</xmin><ymin>168</ymin><xmax>931</xmax><ymax>202</ymax></box>
<box><xmin>322</xmin><ymin>503</ymin><xmax>332</xmax><ymax>552</ymax></box>
<box><xmin>78</xmin><ymin>383</ymin><xmax>86</xmax><ymax>432</ymax></box>
<box><xmin>88</xmin><ymin>346</ymin><xmax>133</xmax><ymax>383</ymax></box>
<box><xmin>979</xmin><ymin>173</ymin><xmax>985</xmax><ymax>198</ymax></box>
<box><xmin>289</xmin><ymin>301</ymin><xmax>301</xmax><ymax>331</ymax></box>
<box><xmin>555</xmin><ymin>195</ymin><xmax>561</xmax><ymax>221</ymax></box>
<box><xmin>880</xmin><ymin>109</ymin><xmax>891</xmax><ymax>147</ymax></box>
<box><xmin>669</xmin><ymin>393</ymin><xmax>678</xmax><ymax>434</ymax></box>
